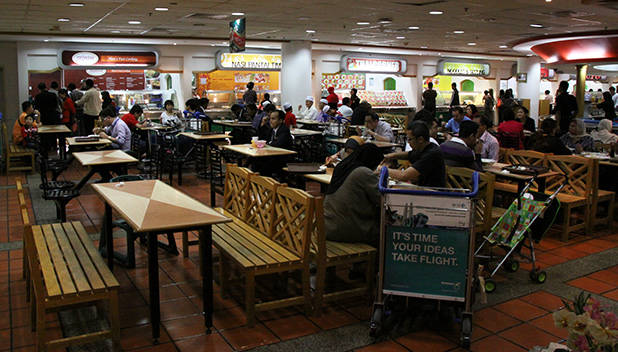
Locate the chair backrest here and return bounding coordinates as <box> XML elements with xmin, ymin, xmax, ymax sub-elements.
<box><xmin>271</xmin><ymin>186</ymin><xmax>314</xmax><ymax>259</ymax></box>
<box><xmin>223</xmin><ymin>164</ymin><xmax>253</xmax><ymax>218</ymax></box>
<box><xmin>498</xmin><ymin>132</ymin><xmax>521</xmax><ymax>150</ymax></box>
<box><xmin>110</xmin><ymin>175</ymin><xmax>144</xmax><ymax>182</ymax></box>
<box><xmin>446</xmin><ymin>166</ymin><xmax>495</xmax><ymax>233</ymax></box>
<box><xmin>545</xmin><ymin>155</ymin><xmax>593</xmax><ymax>198</ymax></box>
<box><xmin>506</xmin><ymin>149</ymin><xmax>547</xmax><ymax>167</ymax></box>
<box><xmin>245</xmin><ymin>174</ymin><xmax>280</xmax><ymax>235</ymax></box>
<box><xmin>498</xmin><ymin>148</ymin><xmax>512</xmax><ymax>163</ymax></box>
<box><xmin>1</xmin><ymin>122</ymin><xmax>9</xmax><ymax>155</ymax></box>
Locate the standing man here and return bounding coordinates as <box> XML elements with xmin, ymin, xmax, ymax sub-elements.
<box><xmin>75</xmin><ymin>79</ymin><xmax>102</xmax><ymax>135</ymax></box>
<box><xmin>554</xmin><ymin>80</ymin><xmax>578</xmax><ymax>135</ymax></box>
<box><xmin>68</xmin><ymin>83</ymin><xmax>84</xmax><ymax>134</ymax></box>
<box><xmin>610</xmin><ymin>86</ymin><xmax>617</xmax><ymax>111</ymax></box>
<box><xmin>450</xmin><ymin>82</ymin><xmax>460</xmax><ymax>108</ymax></box>
<box><xmin>326</xmin><ymin>87</ymin><xmax>339</xmax><ymax>109</ymax></box>
<box><xmin>243</xmin><ymin>82</ymin><xmax>257</xmax><ymax>105</ymax></box>
<box><xmin>298</xmin><ymin>96</ymin><xmax>318</xmax><ymax>120</ymax></box>
<box><xmin>350</xmin><ymin>88</ymin><xmax>361</xmax><ymax>110</ymax></box>
<box><xmin>58</xmin><ymin>89</ymin><xmax>76</xmax><ymax>131</ymax></box>
<box><xmin>422</xmin><ymin>82</ymin><xmax>437</xmax><ymax>114</ymax></box>
<box><xmin>34</xmin><ymin>82</ymin><xmax>61</xmax><ymax>125</ymax></box>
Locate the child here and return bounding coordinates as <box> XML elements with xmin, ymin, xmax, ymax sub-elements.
<box><xmin>21</xmin><ymin>115</ymin><xmax>38</xmax><ymax>149</ymax></box>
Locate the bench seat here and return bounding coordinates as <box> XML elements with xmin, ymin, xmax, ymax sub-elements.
<box><xmin>325</xmin><ymin>241</ymin><xmax>375</xmax><ymax>263</ymax></box>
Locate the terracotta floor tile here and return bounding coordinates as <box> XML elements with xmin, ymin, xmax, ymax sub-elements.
<box><xmin>535</xmin><ymin>252</ymin><xmax>569</xmax><ymax>267</ymax></box>
<box><xmin>473</xmin><ymin>307</ymin><xmax>521</xmax><ymax>333</ymax></box>
<box><xmin>160</xmin><ymin>297</ymin><xmax>200</xmax><ymax>321</ymax></box>
<box><xmin>142</xmin><ymin>285</ymin><xmax>187</xmax><ymax>303</ymax></box>
<box><xmin>470</xmin><ymin>335</ymin><xmax>526</xmax><ymax>352</ymax></box>
<box><xmin>220</xmin><ymin>323</ymin><xmax>279</xmax><ymax>351</ymax></box>
<box><xmin>547</xmin><ymin>247</ymin><xmax>588</xmax><ymax>261</ymax></box>
<box><xmin>213</xmin><ymin>306</ymin><xmax>248</xmax><ymax>330</ymax></box>
<box><xmin>519</xmin><ymin>291</ymin><xmax>566</xmax><ymax>312</ymax></box>
<box><xmin>0</xmin><ymin>296</ymin><xmax>8</xmax><ymax>312</ymax></box>
<box><xmin>603</xmin><ymin>289</ymin><xmax>618</xmax><ymax>301</ymax></box>
<box><xmin>119</xmin><ymin>305</ymin><xmax>151</xmax><ymax>328</ymax></box>
<box><xmin>255</xmin><ymin>306</ymin><xmax>300</xmax><ymax>322</ymax></box>
<box><xmin>586</xmin><ymin>239</ymin><xmax>618</xmax><ymax>249</ymax></box>
<box><xmin>568</xmin><ymin>242</ymin><xmax>606</xmax><ymax>255</ymax></box>
<box><xmin>587</xmin><ymin>269</ymin><xmax>618</xmax><ymax>286</ymax></box>
<box><xmin>471</xmin><ymin>325</ymin><xmax>492</xmax><ymax>342</ymax></box>
<box><xmin>120</xmin><ymin>324</ymin><xmax>170</xmax><ymax>350</ymax></box>
<box><xmin>131</xmin><ymin>342</ymin><xmax>178</xmax><ymax>352</ymax></box>
<box><xmin>567</xmin><ymin>277</ymin><xmax>615</xmax><ymax>294</ymax></box>
<box><xmin>355</xmin><ymin>340</ymin><xmax>409</xmax><ymax>352</ymax></box>
<box><xmin>494</xmin><ymin>299</ymin><xmax>548</xmax><ymax>321</ymax></box>
<box><xmin>396</xmin><ymin>330</ymin><xmax>458</xmax><ymax>352</ymax></box>
<box><xmin>263</xmin><ymin>314</ymin><xmax>320</xmax><ymax>341</ymax></box>
<box><xmin>175</xmin><ymin>333</ymin><xmax>234</xmax><ymax>352</ymax></box>
<box><xmin>0</xmin><ymin>313</ymin><xmax>8</xmax><ymax>330</ymax></box>
<box><xmin>162</xmin><ymin>315</ymin><xmax>206</xmax><ymax>340</ymax></box>
<box><xmin>0</xmin><ymin>329</ymin><xmax>7</xmax><ymax>350</ymax></box>
<box><xmin>309</xmin><ymin>305</ymin><xmax>359</xmax><ymax>330</ymax></box>
<box><xmin>530</xmin><ymin>313</ymin><xmax>568</xmax><ymax>340</ymax></box>
<box><xmin>499</xmin><ymin>323</ymin><xmax>559</xmax><ymax>350</ymax></box>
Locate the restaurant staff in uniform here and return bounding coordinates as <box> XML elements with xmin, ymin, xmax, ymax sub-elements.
<box><xmin>298</xmin><ymin>96</ymin><xmax>318</xmax><ymax>120</ymax></box>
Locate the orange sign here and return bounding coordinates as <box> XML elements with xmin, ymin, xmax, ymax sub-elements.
<box><xmin>195</xmin><ymin>70</ymin><xmax>279</xmax><ymax>95</ymax></box>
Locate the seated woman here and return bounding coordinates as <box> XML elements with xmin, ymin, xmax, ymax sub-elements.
<box><xmin>325</xmin><ymin>136</ymin><xmax>364</xmax><ymax>166</ymax></box>
<box><xmin>497</xmin><ymin>108</ymin><xmax>524</xmax><ymax>149</ymax></box>
<box><xmin>515</xmin><ymin>106</ymin><xmax>536</xmax><ymax>133</ymax></box>
<box><xmin>160</xmin><ymin>100</ymin><xmax>184</xmax><ymax>130</ymax></box>
<box><xmin>324</xmin><ymin>143</ymin><xmax>384</xmax><ymax>246</ymax></box>
<box><xmin>532</xmin><ymin>118</ymin><xmax>572</xmax><ymax>155</ymax></box>
<box><xmin>591</xmin><ymin>119</ymin><xmax>618</xmax><ymax>145</ymax></box>
<box><xmin>560</xmin><ymin>119</ymin><xmax>594</xmax><ymax>153</ymax></box>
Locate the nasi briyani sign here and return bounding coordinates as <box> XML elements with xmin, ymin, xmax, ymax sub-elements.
<box><xmin>437</xmin><ymin>59</ymin><xmax>490</xmax><ymax>76</ymax></box>
<box><xmin>216</xmin><ymin>51</ymin><xmax>282</xmax><ymax>71</ymax></box>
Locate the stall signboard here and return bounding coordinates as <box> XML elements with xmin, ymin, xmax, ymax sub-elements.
<box><xmin>321</xmin><ymin>73</ymin><xmax>366</xmax><ymax>90</ymax></box>
<box><xmin>423</xmin><ymin>76</ymin><xmax>452</xmax><ymax>92</ymax></box>
<box><xmin>63</xmin><ymin>69</ymin><xmax>146</xmax><ymax>91</ymax></box>
<box><xmin>341</xmin><ymin>55</ymin><xmax>407</xmax><ymax>74</ymax></box>
<box><xmin>437</xmin><ymin>60</ymin><xmax>490</xmax><ymax>76</ymax></box>
<box><xmin>195</xmin><ymin>70</ymin><xmax>279</xmax><ymax>95</ymax></box>
<box><xmin>59</xmin><ymin>50</ymin><xmax>158</xmax><ymax>69</ymax></box>
<box><xmin>216</xmin><ymin>51</ymin><xmax>281</xmax><ymax>71</ymax></box>
<box><xmin>229</xmin><ymin>18</ymin><xmax>246</xmax><ymax>53</ymax></box>
<box><xmin>540</xmin><ymin>67</ymin><xmax>556</xmax><ymax>79</ymax></box>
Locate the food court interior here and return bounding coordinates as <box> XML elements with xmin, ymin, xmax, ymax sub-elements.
<box><xmin>1</xmin><ymin>1</ymin><xmax>618</xmax><ymax>351</ymax></box>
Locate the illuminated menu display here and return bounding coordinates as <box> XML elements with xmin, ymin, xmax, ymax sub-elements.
<box><xmin>59</xmin><ymin>50</ymin><xmax>158</xmax><ymax>69</ymax></box>
<box><xmin>63</xmin><ymin>70</ymin><xmax>146</xmax><ymax>91</ymax></box>
<box><xmin>216</xmin><ymin>52</ymin><xmax>282</xmax><ymax>71</ymax></box>
<box><xmin>341</xmin><ymin>55</ymin><xmax>407</xmax><ymax>73</ymax></box>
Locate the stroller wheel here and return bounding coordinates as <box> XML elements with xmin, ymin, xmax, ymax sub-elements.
<box><xmin>504</xmin><ymin>260</ymin><xmax>519</xmax><ymax>273</ymax></box>
<box><xmin>484</xmin><ymin>279</ymin><xmax>496</xmax><ymax>293</ymax></box>
<box><xmin>530</xmin><ymin>270</ymin><xmax>547</xmax><ymax>283</ymax></box>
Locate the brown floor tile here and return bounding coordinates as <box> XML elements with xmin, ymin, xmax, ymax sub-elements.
<box><xmin>0</xmin><ymin>329</ymin><xmax>8</xmax><ymax>350</ymax></box>
<box><xmin>568</xmin><ymin>242</ymin><xmax>606</xmax><ymax>255</ymax></box>
<box><xmin>213</xmin><ymin>306</ymin><xmax>248</xmax><ymax>330</ymax></box>
<box><xmin>473</xmin><ymin>307</ymin><xmax>521</xmax><ymax>333</ymax></box>
<box><xmin>470</xmin><ymin>335</ymin><xmax>526</xmax><ymax>352</ymax></box>
<box><xmin>162</xmin><ymin>315</ymin><xmax>206</xmax><ymax>340</ymax></box>
<box><xmin>131</xmin><ymin>342</ymin><xmax>178</xmax><ymax>352</ymax></box>
<box><xmin>529</xmin><ymin>313</ymin><xmax>568</xmax><ymax>340</ymax></box>
<box><xmin>603</xmin><ymin>289</ymin><xmax>618</xmax><ymax>301</ymax></box>
<box><xmin>309</xmin><ymin>305</ymin><xmax>359</xmax><ymax>330</ymax></box>
<box><xmin>120</xmin><ymin>324</ymin><xmax>171</xmax><ymax>350</ymax></box>
<box><xmin>263</xmin><ymin>314</ymin><xmax>320</xmax><ymax>341</ymax></box>
<box><xmin>567</xmin><ymin>277</ymin><xmax>615</xmax><ymax>294</ymax></box>
<box><xmin>587</xmin><ymin>269</ymin><xmax>618</xmax><ymax>285</ymax></box>
<box><xmin>470</xmin><ymin>325</ymin><xmax>492</xmax><ymax>342</ymax></box>
<box><xmin>175</xmin><ymin>333</ymin><xmax>233</xmax><ymax>352</ymax></box>
<box><xmin>220</xmin><ymin>323</ymin><xmax>279</xmax><ymax>351</ymax></box>
<box><xmin>535</xmin><ymin>252</ymin><xmax>569</xmax><ymax>267</ymax></box>
<box><xmin>119</xmin><ymin>306</ymin><xmax>151</xmax><ymax>328</ymax></box>
<box><xmin>255</xmin><ymin>306</ymin><xmax>300</xmax><ymax>322</ymax></box>
<box><xmin>355</xmin><ymin>340</ymin><xmax>409</xmax><ymax>352</ymax></box>
<box><xmin>499</xmin><ymin>323</ymin><xmax>559</xmax><ymax>350</ymax></box>
<box><xmin>546</xmin><ymin>247</ymin><xmax>588</xmax><ymax>261</ymax></box>
<box><xmin>493</xmin><ymin>299</ymin><xmax>548</xmax><ymax>321</ymax></box>
<box><xmin>160</xmin><ymin>297</ymin><xmax>200</xmax><ymax>321</ymax></box>
<box><xmin>519</xmin><ymin>291</ymin><xmax>566</xmax><ymax>312</ymax></box>
<box><xmin>396</xmin><ymin>330</ymin><xmax>458</xmax><ymax>351</ymax></box>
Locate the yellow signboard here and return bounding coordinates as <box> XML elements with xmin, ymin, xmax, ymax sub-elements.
<box><xmin>437</xmin><ymin>61</ymin><xmax>490</xmax><ymax>76</ymax></box>
<box><xmin>195</xmin><ymin>70</ymin><xmax>279</xmax><ymax>95</ymax></box>
<box><xmin>424</xmin><ymin>76</ymin><xmax>452</xmax><ymax>92</ymax></box>
<box><xmin>216</xmin><ymin>52</ymin><xmax>282</xmax><ymax>70</ymax></box>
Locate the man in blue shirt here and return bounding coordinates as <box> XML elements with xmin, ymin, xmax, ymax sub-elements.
<box><xmin>444</xmin><ymin>107</ymin><xmax>470</xmax><ymax>134</ymax></box>
<box><xmin>97</xmin><ymin>108</ymin><xmax>131</xmax><ymax>151</ymax></box>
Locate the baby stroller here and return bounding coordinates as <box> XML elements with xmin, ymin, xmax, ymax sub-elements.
<box><xmin>474</xmin><ymin>174</ymin><xmax>567</xmax><ymax>293</ymax></box>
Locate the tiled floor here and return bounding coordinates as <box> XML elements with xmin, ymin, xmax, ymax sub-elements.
<box><xmin>1</xmin><ymin>164</ymin><xmax>618</xmax><ymax>352</ymax></box>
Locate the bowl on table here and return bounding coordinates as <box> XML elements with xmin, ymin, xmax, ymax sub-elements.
<box><xmin>481</xmin><ymin>158</ymin><xmax>496</xmax><ymax>167</ymax></box>
<box><xmin>255</xmin><ymin>140</ymin><xmax>267</xmax><ymax>148</ymax></box>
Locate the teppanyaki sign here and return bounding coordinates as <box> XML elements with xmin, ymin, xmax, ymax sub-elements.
<box><xmin>59</xmin><ymin>50</ymin><xmax>158</xmax><ymax>69</ymax></box>
<box><xmin>437</xmin><ymin>59</ymin><xmax>491</xmax><ymax>76</ymax></box>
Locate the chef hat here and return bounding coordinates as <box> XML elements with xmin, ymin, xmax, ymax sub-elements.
<box><xmin>339</xmin><ymin>107</ymin><xmax>353</xmax><ymax>118</ymax></box>
<box><xmin>282</xmin><ymin>102</ymin><xmax>292</xmax><ymax>110</ymax></box>
<box><xmin>320</xmin><ymin>98</ymin><xmax>328</xmax><ymax>104</ymax></box>
<box><xmin>262</xmin><ymin>101</ymin><xmax>271</xmax><ymax>107</ymax></box>
<box><xmin>306</xmin><ymin>96</ymin><xmax>314</xmax><ymax>102</ymax></box>
<box><xmin>322</xmin><ymin>105</ymin><xmax>331</xmax><ymax>113</ymax></box>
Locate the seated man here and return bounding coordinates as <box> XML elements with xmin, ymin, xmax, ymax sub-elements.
<box><xmin>406</xmin><ymin>108</ymin><xmax>439</xmax><ymax>151</ymax></box>
<box><xmin>266</xmin><ymin>110</ymin><xmax>292</xmax><ymax>149</ymax></box>
<box><xmin>440</xmin><ymin>120</ymin><xmax>483</xmax><ymax>171</ymax></box>
<box><xmin>95</xmin><ymin>108</ymin><xmax>131</xmax><ymax>151</ymax></box>
<box><xmin>444</xmin><ymin>107</ymin><xmax>470</xmax><ymax>134</ymax></box>
<box><xmin>477</xmin><ymin>116</ymin><xmax>499</xmax><ymax>161</ymax></box>
<box><xmin>359</xmin><ymin>112</ymin><xmax>394</xmax><ymax>143</ymax></box>
<box><xmin>385</xmin><ymin>121</ymin><xmax>446</xmax><ymax>187</ymax></box>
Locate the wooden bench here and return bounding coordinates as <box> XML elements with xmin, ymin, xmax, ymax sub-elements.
<box><xmin>589</xmin><ymin>159</ymin><xmax>615</xmax><ymax>231</ymax></box>
<box><xmin>2</xmin><ymin>122</ymin><xmax>36</xmax><ymax>172</ymax></box>
<box><xmin>16</xmin><ymin>180</ymin><xmax>32</xmax><ymax>300</ymax></box>
<box><xmin>24</xmin><ymin>220</ymin><xmax>121</xmax><ymax>351</ymax></box>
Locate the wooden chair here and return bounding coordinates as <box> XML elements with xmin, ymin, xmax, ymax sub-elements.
<box><xmin>222</xmin><ymin>164</ymin><xmax>254</xmax><ymax>218</ymax></box>
<box><xmin>495</xmin><ymin>150</ymin><xmax>548</xmax><ymax>193</ymax></box>
<box><xmin>589</xmin><ymin>159</ymin><xmax>615</xmax><ymax>231</ymax></box>
<box><xmin>498</xmin><ymin>147</ymin><xmax>512</xmax><ymax>163</ymax></box>
<box><xmin>24</xmin><ymin>221</ymin><xmax>120</xmax><ymax>351</ymax></box>
<box><xmin>16</xmin><ymin>180</ymin><xmax>32</xmax><ymax>298</ymax></box>
<box><xmin>545</xmin><ymin>155</ymin><xmax>593</xmax><ymax>241</ymax></box>
<box><xmin>446</xmin><ymin>167</ymin><xmax>497</xmax><ymax>234</ymax></box>
<box><xmin>2</xmin><ymin>122</ymin><xmax>36</xmax><ymax>172</ymax></box>
<box><xmin>245</xmin><ymin>174</ymin><xmax>279</xmax><ymax>235</ymax></box>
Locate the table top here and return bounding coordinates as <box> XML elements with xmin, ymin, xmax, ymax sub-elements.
<box><xmin>485</xmin><ymin>162</ymin><xmax>558</xmax><ymax>181</ymax></box>
<box><xmin>327</xmin><ymin>138</ymin><xmax>400</xmax><ymax>149</ymax></box>
<box><xmin>73</xmin><ymin>150</ymin><xmax>138</xmax><ymax>166</ymax></box>
<box><xmin>66</xmin><ymin>137</ymin><xmax>112</xmax><ymax>147</ymax></box>
<box><xmin>92</xmin><ymin>180</ymin><xmax>231</xmax><ymax>232</ymax></box>
<box><xmin>178</xmin><ymin>132</ymin><xmax>232</xmax><ymax>141</ymax></box>
<box><xmin>304</xmin><ymin>173</ymin><xmax>332</xmax><ymax>184</ymax></box>
<box><xmin>137</xmin><ymin>124</ymin><xmax>173</xmax><ymax>131</ymax></box>
<box><xmin>223</xmin><ymin>144</ymin><xmax>297</xmax><ymax>157</ymax></box>
<box><xmin>291</xmin><ymin>128</ymin><xmax>323</xmax><ymax>137</ymax></box>
<box><xmin>212</xmin><ymin>120</ymin><xmax>254</xmax><ymax>128</ymax></box>
<box><xmin>37</xmin><ymin>125</ymin><xmax>72</xmax><ymax>134</ymax></box>
<box><xmin>297</xmin><ymin>119</ymin><xmax>329</xmax><ymax>126</ymax></box>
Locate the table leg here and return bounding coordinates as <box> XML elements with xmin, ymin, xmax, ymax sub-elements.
<box><xmin>200</xmin><ymin>226</ymin><xmax>214</xmax><ymax>334</ymax></box>
<box><xmin>104</xmin><ymin>203</ymin><xmax>113</xmax><ymax>269</ymax></box>
<box><xmin>538</xmin><ymin>178</ymin><xmax>547</xmax><ymax>193</ymax></box>
<box><xmin>517</xmin><ymin>180</ymin><xmax>525</xmax><ymax>195</ymax></box>
<box><xmin>74</xmin><ymin>167</ymin><xmax>97</xmax><ymax>191</ymax></box>
<box><xmin>148</xmin><ymin>232</ymin><xmax>161</xmax><ymax>342</ymax></box>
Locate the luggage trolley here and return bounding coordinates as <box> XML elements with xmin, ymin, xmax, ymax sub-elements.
<box><xmin>371</xmin><ymin>167</ymin><xmax>479</xmax><ymax>348</ymax></box>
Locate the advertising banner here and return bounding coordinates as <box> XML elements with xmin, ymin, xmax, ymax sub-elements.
<box><xmin>321</xmin><ymin>73</ymin><xmax>366</xmax><ymax>90</ymax></box>
<box><xmin>341</xmin><ymin>55</ymin><xmax>407</xmax><ymax>74</ymax></box>
<box><xmin>437</xmin><ymin>59</ymin><xmax>490</xmax><ymax>76</ymax></box>
<box><xmin>195</xmin><ymin>70</ymin><xmax>279</xmax><ymax>95</ymax></box>
<box><xmin>216</xmin><ymin>52</ymin><xmax>282</xmax><ymax>71</ymax></box>
<box><xmin>229</xmin><ymin>18</ymin><xmax>246</xmax><ymax>53</ymax></box>
<box><xmin>59</xmin><ymin>50</ymin><xmax>158</xmax><ymax>69</ymax></box>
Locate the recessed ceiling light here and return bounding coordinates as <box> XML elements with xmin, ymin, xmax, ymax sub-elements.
<box><xmin>306</xmin><ymin>29</ymin><xmax>316</xmax><ymax>33</ymax></box>
<box><xmin>128</xmin><ymin>20</ymin><xmax>141</xmax><ymax>25</ymax></box>
<box><xmin>111</xmin><ymin>30</ymin><xmax>120</xmax><ymax>33</ymax></box>
<box><xmin>57</xmin><ymin>18</ymin><xmax>70</xmax><ymax>22</ymax></box>
<box><xmin>408</xmin><ymin>26</ymin><xmax>419</xmax><ymax>30</ymax></box>
<box><xmin>420</xmin><ymin>46</ymin><xmax>428</xmax><ymax>49</ymax></box>
<box><xmin>499</xmin><ymin>45</ymin><xmax>508</xmax><ymax>48</ymax></box>
<box><xmin>68</xmin><ymin>2</ymin><xmax>84</xmax><ymax>6</ymax></box>
<box><xmin>232</xmin><ymin>12</ymin><xmax>244</xmax><ymax>16</ymax></box>
<box><xmin>173</xmin><ymin>42</ymin><xmax>177</xmax><ymax>45</ymax></box>
<box><xmin>396</xmin><ymin>36</ymin><xmax>405</xmax><ymax>39</ymax></box>
<box><xmin>546</xmin><ymin>0</ymin><xmax>551</xmax><ymax>2</ymax></box>
<box><xmin>527</xmin><ymin>53</ymin><xmax>534</xmax><ymax>56</ymax></box>
<box><xmin>44</xmin><ymin>39</ymin><xmax>49</xmax><ymax>42</ymax></box>
<box><xmin>530</xmin><ymin>24</ymin><xmax>543</xmax><ymax>28</ymax></box>
<box><xmin>467</xmin><ymin>42</ymin><xmax>476</xmax><ymax>46</ymax></box>
<box><xmin>378</xmin><ymin>19</ymin><xmax>392</xmax><ymax>24</ymax></box>
<box><xmin>357</xmin><ymin>21</ymin><xmax>370</xmax><ymax>25</ymax></box>
<box><xmin>154</xmin><ymin>7</ymin><xmax>168</xmax><ymax>11</ymax></box>
<box><xmin>429</xmin><ymin>11</ymin><xmax>443</xmax><ymax>15</ymax></box>
<box><xmin>453</xmin><ymin>30</ymin><xmax>464</xmax><ymax>34</ymax></box>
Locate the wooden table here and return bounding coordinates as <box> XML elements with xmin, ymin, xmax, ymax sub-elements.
<box><xmin>37</xmin><ymin>125</ymin><xmax>72</xmax><ymax>159</ymax></box>
<box><xmin>211</xmin><ymin>120</ymin><xmax>254</xmax><ymax>132</ymax></box>
<box><xmin>222</xmin><ymin>144</ymin><xmax>297</xmax><ymax>157</ymax></box>
<box><xmin>291</xmin><ymin>128</ymin><xmax>323</xmax><ymax>137</ymax></box>
<box><xmin>304</xmin><ymin>169</ymin><xmax>333</xmax><ymax>193</ymax></box>
<box><xmin>485</xmin><ymin>162</ymin><xmax>558</xmax><ymax>193</ymax></box>
<box><xmin>136</xmin><ymin>123</ymin><xmax>173</xmax><ymax>131</ymax></box>
<box><xmin>327</xmin><ymin>137</ymin><xmax>400</xmax><ymax>149</ymax></box>
<box><xmin>297</xmin><ymin>119</ymin><xmax>328</xmax><ymax>126</ymax></box>
<box><xmin>72</xmin><ymin>150</ymin><xmax>138</xmax><ymax>190</ymax></box>
<box><xmin>178</xmin><ymin>132</ymin><xmax>231</xmax><ymax>141</ymax></box>
<box><xmin>66</xmin><ymin>137</ymin><xmax>112</xmax><ymax>152</ymax></box>
<box><xmin>179</xmin><ymin>132</ymin><xmax>232</xmax><ymax>177</ymax></box>
<box><xmin>92</xmin><ymin>180</ymin><xmax>231</xmax><ymax>340</ymax></box>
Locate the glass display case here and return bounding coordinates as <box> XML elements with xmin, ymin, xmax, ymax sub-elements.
<box><xmin>110</xmin><ymin>89</ymin><xmax>177</xmax><ymax>112</ymax></box>
<box><xmin>204</xmin><ymin>90</ymin><xmax>281</xmax><ymax>109</ymax></box>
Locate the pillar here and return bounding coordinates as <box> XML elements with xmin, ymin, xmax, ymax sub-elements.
<box><xmin>281</xmin><ymin>40</ymin><xmax>312</xmax><ymax>109</ymax></box>
<box><xmin>516</xmin><ymin>57</ymin><xmax>542</xmax><ymax>123</ymax></box>
<box><xmin>575</xmin><ymin>64</ymin><xmax>588</xmax><ymax>118</ymax></box>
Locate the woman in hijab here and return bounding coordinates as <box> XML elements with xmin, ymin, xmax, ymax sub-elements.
<box><xmin>325</xmin><ymin>136</ymin><xmax>364</xmax><ymax>166</ymax></box>
<box><xmin>591</xmin><ymin>119</ymin><xmax>618</xmax><ymax>144</ymax></box>
<box><xmin>324</xmin><ymin>143</ymin><xmax>384</xmax><ymax>246</ymax></box>
<box><xmin>560</xmin><ymin>119</ymin><xmax>594</xmax><ymax>153</ymax></box>
<box><xmin>597</xmin><ymin>92</ymin><xmax>616</xmax><ymax>121</ymax></box>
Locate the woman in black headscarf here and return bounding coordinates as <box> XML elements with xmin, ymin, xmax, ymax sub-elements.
<box><xmin>324</xmin><ymin>143</ymin><xmax>384</xmax><ymax>246</ymax></box>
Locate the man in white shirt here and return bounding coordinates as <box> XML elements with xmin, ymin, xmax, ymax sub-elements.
<box><xmin>610</xmin><ymin>86</ymin><xmax>618</xmax><ymax>110</ymax></box>
<box><xmin>337</xmin><ymin>97</ymin><xmax>353</xmax><ymax>121</ymax></box>
<box><xmin>75</xmin><ymin>79</ymin><xmax>102</xmax><ymax>136</ymax></box>
<box><xmin>298</xmin><ymin>96</ymin><xmax>318</xmax><ymax>120</ymax></box>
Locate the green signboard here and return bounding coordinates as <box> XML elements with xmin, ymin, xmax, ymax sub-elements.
<box><xmin>383</xmin><ymin>226</ymin><xmax>469</xmax><ymax>301</ymax></box>
<box><xmin>437</xmin><ymin>60</ymin><xmax>490</xmax><ymax>76</ymax></box>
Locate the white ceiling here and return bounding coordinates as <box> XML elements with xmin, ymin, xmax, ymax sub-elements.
<box><xmin>0</xmin><ymin>0</ymin><xmax>617</xmax><ymax>55</ymax></box>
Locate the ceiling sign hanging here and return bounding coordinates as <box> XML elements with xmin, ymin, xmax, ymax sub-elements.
<box><xmin>59</xmin><ymin>50</ymin><xmax>158</xmax><ymax>69</ymax></box>
<box><xmin>216</xmin><ymin>51</ymin><xmax>281</xmax><ymax>71</ymax></box>
<box><xmin>229</xmin><ymin>17</ymin><xmax>246</xmax><ymax>53</ymax></box>
<box><xmin>437</xmin><ymin>59</ymin><xmax>490</xmax><ymax>76</ymax></box>
<box><xmin>341</xmin><ymin>55</ymin><xmax>407</xmax><ymax>73</ymax></box>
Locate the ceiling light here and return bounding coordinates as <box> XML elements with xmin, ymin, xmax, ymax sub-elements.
<box><xmin>378</xmin><ymin>19</ymin><xmax>392</xmax><ymax>24</ymax></box>
<box><xmin>306</xmin><ymin>29</ymin><xmax>316</xmax><ymax>33</ymax></box>
<box><xmin>173</xmin><ymin>42</ymin><xmax>177</xmax><ymax>45</ymax></box>
<box><xmin>154</xmin><ymin>7</ymin><xmax>168</xmax><ymax>11</ymax></box>
<box><xmin>467</xmin><ymin>42</ymin><xmax>476</xmax><ymax>46</ymax></box>
<box><xmin>593</xmin><ymin>64</ymin><xmax>618</xmax><ymax>72</ymax></box>
<box><xmin>453</xmin><ymin>30</ymin><xmax>464</xmax><ymax>34</ymax></box>
<box><xmin>57</xmin><ymin>18</ymin><xmax>70</xmax><ymax>22</ymax></box>
<box><xmin>526</xmin><ymin>53</ymin><xmax>534</xmax><ymax>56</ymax></box>
<box><xmin>357</xmin><ymin>21</ymin><xmax>370</xmax><ymax>25</ymax></box>
<box><xmin>530</xmin><ymin>24</ymin><xmax>543</xmax><ymax>28</ymax></box>
<box><xmin>396</xmin><ymin>36</ymin><xmax>405</xmax><ymax>39</ymax></box>
<box><xmin>111</xmin><ymin>30</ymin><xmax>120</xmax><ymax>33</ymax></box>
<box><xmin>44</xmin><ymin>39</ymin><xmax>49</xmax><ymax>42</ymax></box>
<box><xmin>429</xmin><ymin>11</ymin><xmax>443</xmax><ymax>15</ymax></box>
<box><xmin>128</xmin><ymin>20</ymin><xmax>141</xmax><ymax>25</ymax></box>
<box><xmin>232</xmin><ymin>12</ymin><xmax>244</xmax><ymax>16</ymax></box>
<box><xmin>420</xmin><ymin>46</ymin><xmax>428</xmax><ymax>49</ymax></box>
<box><xmin>408</xmin><ymin>26</ymin><xmax>419</xmax><ymax>30</ymax></box>
<box><xmin>499</xmin><ymin>45</ymin><xmax>508</xmax><ymax>48</ymax></box>
<box><xmin>546</xmin><ymin>0</ymin><xmax>551</xmax><ymax>2</ymax></box>
<box><xmin>68</xmin><ymin>2</ymin><xmax>84</xmax><ymax>6</ymax></box>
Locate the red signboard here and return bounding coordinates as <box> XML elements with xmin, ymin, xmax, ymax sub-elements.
<box><xmin>63</xmin><ymin>69</ymin><xmax>145</xmax><ymax>91</ymax></box>
<box><xmin>60</xmin><ymin>50</ymin><xmax>158</xmax><ymax>68</ymax></box>
<box><xmin>342</xmin><ymin>56</ymin><xmax>407</xmax><ymax>73</ymax></box>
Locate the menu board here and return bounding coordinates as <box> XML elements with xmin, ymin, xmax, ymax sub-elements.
<box><xmin>63</xmin><ymin>69</ymin><xmax>146</xmax><ymax>91</ymax></box>
<box><xmin>321</xmin><ymin>73</ymin><xmax>366</xmax><ymax>90</ymax></box>
<box><xmin>195</xmin><ymin>71</ymin><xmax>279</xmax><ymax>95</ymax></box>
<box><xmin>357</xmin><ymin>90</ymin><xmax>408</xmax><ymax>107</ymax></box>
